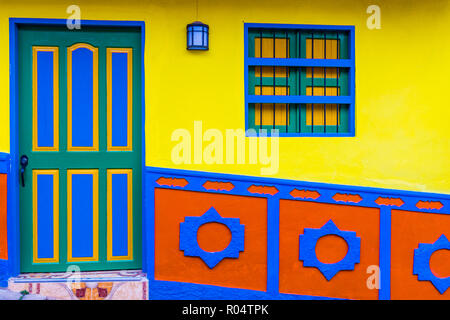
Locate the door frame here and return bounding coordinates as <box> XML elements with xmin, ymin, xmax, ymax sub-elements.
<box><xmin>8</xmin><ymin>17</ymin><xmax>146</xmax><ymax>277</ymax></box>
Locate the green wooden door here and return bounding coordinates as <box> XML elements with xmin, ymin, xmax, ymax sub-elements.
<box><xmin>18</xmin><ymin>25</ymin><xmax>142</xmax><ymax>272</ymax></box>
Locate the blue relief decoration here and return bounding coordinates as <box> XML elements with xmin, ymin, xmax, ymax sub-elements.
<box><xmin>0</xmin><ymin>260</ymin><xmax>8</xmax><ymax>287</ymax></box>
<box><xmin>299</xmin><ymin>219</ymin><xmax>361</xmax><ymax>281</ymax></box>
<box><xmin>413</xmin><ymin>234</ymin><xmax>450</xmax><ymax>294</ymax></box>
<box><xmin>180</xmin><ymin>207</ymin><xmax>245</xmax><ymax>269</ymax></box>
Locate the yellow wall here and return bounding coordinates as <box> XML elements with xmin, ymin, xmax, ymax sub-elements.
<box><xmin>0</xmin><ymin>0</ymin><xmax>449</xmax><ymax>194</ymax></box>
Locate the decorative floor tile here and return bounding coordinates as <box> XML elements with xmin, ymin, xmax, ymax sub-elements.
<box><xmin>7</xmin><ymin>270</ymin><xmax>148</xmax><ymax>300</ymax></box>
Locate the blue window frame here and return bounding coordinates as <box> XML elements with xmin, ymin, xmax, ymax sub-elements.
<box><xmin>244</xmin><ymin>23</ymin><xmax>355</xmax><ymax>137</ymax></box>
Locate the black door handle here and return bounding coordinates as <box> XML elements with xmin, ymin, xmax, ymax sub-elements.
<box><xmin>20</xmin><ymin>155</ymin><xmax>28</xmax><ymax>187</ymax></box>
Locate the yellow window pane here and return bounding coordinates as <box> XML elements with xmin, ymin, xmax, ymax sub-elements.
<box><xmin>255</xmin><ymin>66</ymin><xmax>289</xmax><ymax>78</ymax></box>
<box><xmin>306</xmin><ymin>104</ymin><xmax>340</xmax><ymax>126</ymax></box>
<box><xmin>255</xmin><ymin>103</ymin><xmax>290</xmax><ymax>126</ymax></box>
<box><xmin>255</xmin><ymin>37</ymin><xmax>289</xmax><ymax>58</ymax></box>
<box><xmin>255</xmin><ymin>86</ymin><xmax>289</xmax><ymax>95</ymax></box>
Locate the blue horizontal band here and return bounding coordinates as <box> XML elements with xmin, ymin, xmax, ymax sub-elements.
<box><xmin>10</xmin><ymin>17</ymin><xmax>144</xmax><ymax>28</ymax></box>
<box><xmin>246</xmin><ymin>23</ymin><xmax>354</xmax><ymax>31</ymax></box>
<box><xmin>247</xmin><ymin>58</ymin><xmax>352</xmax><ymax>68</ymax></box>
<box><xmin>246</xmin><ymin>132</ymin><xmax>355</xmax><ymax>138</ymax></box>
<box><xmin>246</xmin><ymin>95</ymin><xmax>352</xmax><ymax>104</ymax></box>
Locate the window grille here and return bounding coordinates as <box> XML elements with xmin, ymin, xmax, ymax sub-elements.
<box><xmin>245</xmin><ymin>24</ymin><xmax>355</xmax><ymax>136</ymax></box>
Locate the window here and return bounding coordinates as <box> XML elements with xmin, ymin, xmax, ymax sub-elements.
<box><xmin>245</xmin><ymin>24</ymin><xmax>355</xmax><ymax>136</ymax></box>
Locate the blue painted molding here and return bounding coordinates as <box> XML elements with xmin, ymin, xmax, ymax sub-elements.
<box><xmin>267</xmin><ymin>194</ymin><xmax>279</xmax><ymax>294</ymax></box>
<box><xmin>9</xmin><ymin>17</ymin><xmax>21</xmax><ymax>282</ymax></box>
<box><xmin>145</xmin><ymin>166</ymin><xmax>450</xmax><ymax>300</ymax></box>
<box><xmin>247</xmin><ymin>95</ymin><xmax>352</xmax><ymax>104</ymax></box>
<box><xmin>247</xmin><ymin>57</ymin><xmax>353</xmax><ymax>68</ymax></box>
<box><xmin>9</xmin><ymin>17</ymin><xmax>145</xmax><ymax>28</ymax></box>
<box><xmin>244</xmin><ymin>23</ymin><xmax>355</xmax><ymax>31</ymax></box>
<box><xmin>0</xmin><ymin>153</ymin><xmax>10</xmax><ymax>174</ymax></box>
<box><xmin>0</xmin><ymin>153</ymin><xmax>9</xmax><ymax>287</ymax></box>
<box><xmin>180</xmin><ymin>207</ymin><xmax>245</xmax><ymax>269</ymax></box>
<box><xmin>413</xmin><ymin>234</ymin><xmax>450</xmax><ymax>294</ymax></box>
<box><xmin>379</xmin><ymin>207</ymin><xmax>391</xmax><ymax>300</ymax></box>
<box><xmin>299</xmin><ymin>219</ymin><xmax>361</xmax><ymax>281</ymax></box>
<box><xmin>146</xmin><ymin>166</ymin><xmax>450</xmax><ymax>205</ymax></box>
<box><xmin>0</xmin><ymin>260</ymin><xmax>8</xmax><ymax>287</ymax></box>
<box><xmin>149</xmin><ymin>280</ymin><xmax>343</xmax><ymax>300</ymax></box>
<box><xmin>243</xmin><ymin>22</ymin><xmax>356</xmax><ymax>137</ymax></box>
<box><xmin>245</xmin><ymin>131</ymin><xmax>354</xmax><ymax>137</ymax></box>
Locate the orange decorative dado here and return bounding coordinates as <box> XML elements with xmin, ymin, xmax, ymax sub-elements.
<box><xmin>375</xmin><ymin>197</ymin><xmax>404</xmax><ymax>207</ymax></box>
<box><xmin>290</xmin><ymin>189</ymin><xmax>320</xmax><ymax>200</ymax></box>
<box><xmin>332</xmin><ymin>193</ymin><xmax>362</xmax><ymax>203</ymax></box>
<box><xmin>0</xmin><ymin>174</ymin><xmax>7</xmax><ymax>260</ymax></box>
<box><xmin>202</xmin><ymin>181</ymin><xmax>234</xmax><ymax>192</ymax></box>
<box><xmin>247</xmin><ymin>185</ymin><xmax>278</xmax><ymax>195</ymax></box>
<box><xmin>416</xmin><ymin>201</ymin><xmax>444</xmax><ymax>210</ymax></box>
<box><xmin>156</xmin><ymin>177</ymin><xmax>188</xmax><ymax>188</ymax></box>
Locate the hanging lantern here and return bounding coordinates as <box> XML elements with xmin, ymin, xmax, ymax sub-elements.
<box><xmin>187</xmin><ymin>21</ymin><xmax>209</xmax><ymax>50</ymax></box>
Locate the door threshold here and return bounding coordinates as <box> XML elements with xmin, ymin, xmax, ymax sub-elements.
<box><xmin>8</xmin><ymin>270</ymin><xmax>148</xmax><ymax>300</ymax></box>
<box><xmin>11</xmin><ymin>269</ymin><xmax>147</xmax><ymax>283</ymax></box>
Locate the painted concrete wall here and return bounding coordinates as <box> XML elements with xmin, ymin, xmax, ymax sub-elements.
<box><xmin>0</xmin><ymin>0</ymin><xmax>449</xmax><ymax>194</ymax></box>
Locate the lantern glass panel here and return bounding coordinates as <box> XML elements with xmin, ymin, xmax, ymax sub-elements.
<box><xmin>193</xmin><ymin>27</ymin><xmax>204</xmax><ymax>46</ymax></box>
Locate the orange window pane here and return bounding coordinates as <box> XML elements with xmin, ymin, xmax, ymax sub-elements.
<box><xmin>255</xmin><ymin>103</ymin><xmax>289</xmax><ymax>126</ymax></box>
<box><xmin>306</xmin><ymin>67</ymin><xmax>339</xmax><ymax>79</ymax></box>
<box><xmin>305</xmin><ymin>86</ymin><xmax>340</xmax><ymax>125</ymax></box>
<box><xmin>306</xmin><ymin>39</ymin><xmax>339</xmax><ymax>78</ymax></box>
<box><xmin>306</xmin><ymin>87</ymin><xmax>339</xmax><ymax>96</ymax></box>
<box><xmin>255</xmin><ymin>66</ymin><xmax>288</xmax><ymax>78</ymax></box>
<box><xmin>306</xmin><ymin>104</ymin><xmax>339</xmax><ymax>126</ymax></box>
<box><xmin>255</xmin><ymin>86</ymin><xmax>289</xmax><ymax>96</ymax></box>
<box><xmin>255</xmin><ymin>37</ymin><xmax>289</xmax><ymax>58</ymax></box>
<box><xmin>306</xmin><ymin>38</ymin><xmax>339</xmax><ymax>59</ymax></box>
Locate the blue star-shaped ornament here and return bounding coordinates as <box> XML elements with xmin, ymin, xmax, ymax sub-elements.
<box><xmin>180</xmin><ymin>207</ymin><xmax>245</xmax><ymax>269</ymax></box>
<box><xmin>413</xmin><ymin>234</ymin><xmax>450</xmax><ymax>294</ymax></box>
<box><xmin>299</xmin><ymin>219</ymin><xmax>361</xmax><ymax>281</ymax></box>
